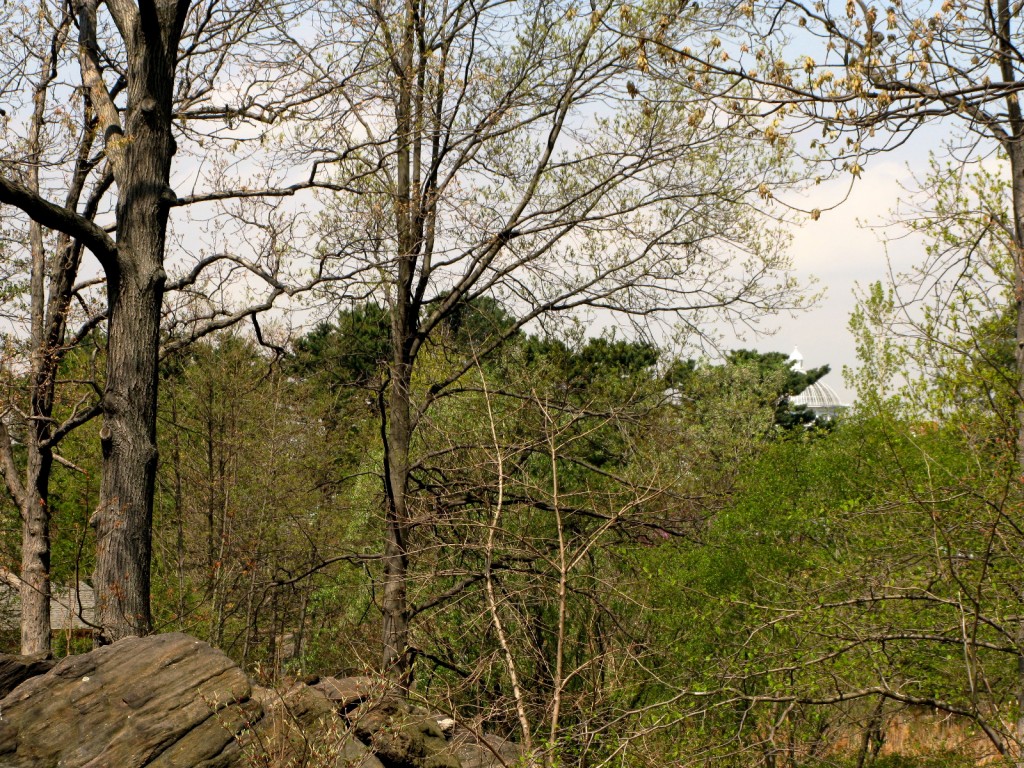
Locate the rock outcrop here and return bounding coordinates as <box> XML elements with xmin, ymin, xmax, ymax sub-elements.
<box><xmin>315</xmin><ymin>675</ymin><xmax>379</xmax><ymax>712</ymax></box>
<box><xmin>0</xmin><ymin>633</ymin><xmax>255</xmax><ymax>767</ymax></box>
<box><xmin>450</xmin><ymin>733</ymin><xmax>523</xmax><ymax>768</ymax></box>
<box><xmin>0</xmin><ymin>635</ymin><xmax>515</xmax><ymax>768</ymax></box>
<box><xmin>247</xmin><ymin>681</ymin><xmax>384</xmax><ymax>768</ymax></box>
<box><xmin>350</xmin><ymin>697</ymin><xmax>461</xmax><ymax>768</ymax></box>
<box><xmin>0</xmin><ymin>652</ymin><xmax>55</xmax><ymax>698</ymax></box>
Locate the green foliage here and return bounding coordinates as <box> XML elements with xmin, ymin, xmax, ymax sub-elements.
<box><xmin>436</xmin><ymin>295</ymin><xmax>519</xmax><ymax>351</ymax></box>
<box><xmin>152</xmin><ymin>332</ymin><xmax>379</xmax><ymax>672</ymax></box>
<box><xmin>670</xmin><ymin>154</ymin><xmax>1024</xmax><ymax>763</ymax></box>
<box><xmin>725</xmin><ymin>348</ymin><xmax>832</xmax><ymax>430</ymax></box>
<box><xmin>290</xmin><ymin>303</ymin><xmax>392</xmax><ymax>390</ymax></box>
<box><xmin>398</xmin><ymin>332</ymin><xmax>793</xmax><ymax>758</ymax></box>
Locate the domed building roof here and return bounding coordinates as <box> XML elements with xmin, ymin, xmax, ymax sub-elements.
<box><xmin>791</xmin><ymin>379</ymin><xmax>845</xmax><ymax>410</ymax></box>
<box><xmin>788</xmin><ymin>346</ymin><xmax>848</xmax><ymax>416</ymax></box>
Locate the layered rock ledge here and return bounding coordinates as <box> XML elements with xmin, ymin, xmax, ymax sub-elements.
<box><xmin>0</xmin><ymin>633</ymin><xmax>517</xmax><ymax>768</ymax></box>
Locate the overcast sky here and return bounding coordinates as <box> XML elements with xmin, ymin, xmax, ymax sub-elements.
<box><xmin>724</xmin><ymin>138</ymin><xmax>945</xmax><ymax>405</ymax></box>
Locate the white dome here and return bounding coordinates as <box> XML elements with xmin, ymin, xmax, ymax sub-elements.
<box><xmin>788</xmin><ymin>347</ymin><xmax>848</xmax><ymax>416</ymax></box>
<box><xmin>791</xmin><ymin>380</ymin><xmax>845</xmax><ymax>410</ymax></box>
<box><xmin>790</xmin><ymin>378</ymin><xmax>847</xmax><ymax>415</ymax></box>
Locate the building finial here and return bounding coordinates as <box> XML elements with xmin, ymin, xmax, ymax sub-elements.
<box><xmin>788</xmin><ymin>346</ymin><xmax>804</xmax><ymax>373</ymax></box>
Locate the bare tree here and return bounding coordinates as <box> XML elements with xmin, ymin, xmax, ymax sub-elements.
<box><xmin>0</xmin><ymin>0</ymin><xmax>338</xmax><ymax>646</ymax></box>
<box><xmin>0</xmin><ymin>1</ymin><xmax>109</xmax><ymax>655</ymax></box>
<box><xmin>674</xmin><ymin>0</ymin><xmax>1024</xmax><ymax>473</ymax></box>
<box><xmin>291</xmin><ymin>0</ymin><xmax>808</xmax><ymax>680</ymax></box>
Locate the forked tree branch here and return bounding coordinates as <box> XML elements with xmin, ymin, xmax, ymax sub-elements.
<box><xmin>0</xmin><ymin>176</ymin><xmax>117</xmax><ymax>268</ymax></box>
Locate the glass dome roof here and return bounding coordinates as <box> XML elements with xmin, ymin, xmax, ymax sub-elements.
<box><xmin>791</xmin><ymin>380</ymin><xmax>845</xmax><ymax>409</ymax></box>
<box><xmin>788</xmin><ymin>346</ymin><xmax>848</xmax><ymax>413</ymax></box>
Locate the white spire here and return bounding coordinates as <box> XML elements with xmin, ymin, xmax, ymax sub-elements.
<box><xmin>788</xmin><ymin>346</ymin><xmax>804</xmax><ymax>372</ymax></box>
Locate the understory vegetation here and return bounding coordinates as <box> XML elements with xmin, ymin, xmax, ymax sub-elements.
<box><xmin>5</xmin><ymin>291</ymin><xmax>1022</xmax><ymax>767</ymax></box>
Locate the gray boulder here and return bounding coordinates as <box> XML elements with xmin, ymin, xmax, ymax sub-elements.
<box><xmin>0</xmin><ymin>652</ymin><xmax>56</xmax><ymax>698</ymax></box>
<box><xmin>246</xmin><ymin>682</ymin><xmax>384</xmax><ymax>768</ymax></box>
<box><xmin>451</xmin><ymin>733</ymin><xmax>524</xmax><ymax>768</ymax></box>
<box><xmin>351</xmin><ymin>697</ymin><xmax>461</xmax><ymax>768</ymax></box>
<box><xmin>0</xmin><ymin>632</ymin><xmax>254</xmax><ymax>767</ymax></box>
<box><xmin>0</xmin><ymin>633</ymin><xmax>486</xmax><ymax>768</ymax></box>
<box><xmin>315</xmin><ymin>675</ymin><xmax>379</xmax><ymax>712</ymax></box>
<box><xmin>0</xmin><ymin>633</ymin><xmax>389</xmax><ymax>768</ymax></box>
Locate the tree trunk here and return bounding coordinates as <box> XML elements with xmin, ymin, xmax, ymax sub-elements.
<box><xmin>20</xmin><ymin>450</ymin><xmax>52</xmax><ymax>656</ymax></box>
<box><xmin>20</xmin><ymin>30</ymin><xmax>56</xmax><ymax>655</ymax></box>
<box><xmin>1006</xmin><ymin>132</ymin><xmax>1024</xmax><ymax>761</ymax></box>
<box><xmin>91</xmin><ymin>11</ymin><xmax>178</xmax><ymax>642</ymax></box>
<box><xmin>382</xmin><ymin>355</ymin><xmax>413</xmax><ymax>679</ymax></box>
<box><xmin>21</xmin><ymin>164</ymin><xmax>51</xmax><ymax>659</ymax></box>
<box><xmin>381</xmin><ymin>0</ymin><xmax>417</xmax><ymax>680</ymax></box>
<box><xmin>21</xmin><ymin>231</ymin><xmax>90</xmax><ymax>654</ymax></box>
<box><xmin>93</xmin><ymin>256</ymin><xmax>164</xmax><ymax>642</ymax></box>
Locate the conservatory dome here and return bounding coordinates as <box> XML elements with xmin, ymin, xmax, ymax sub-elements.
<box><xmin>788</xmin><ymin>347</ymin><xmax>848</xmax><ymax>418</ymax></box>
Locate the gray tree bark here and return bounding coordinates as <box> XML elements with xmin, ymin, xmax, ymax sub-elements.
<box><xmin>73</xmin><ymin>0</ymin><xmax>189</xmax><ymax>643</ymax></box>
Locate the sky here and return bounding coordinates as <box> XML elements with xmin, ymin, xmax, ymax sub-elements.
<box><xmin>725</xmin><ymin>143</ymin><xmax>936</xmax><ymax>406</ymax></box>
